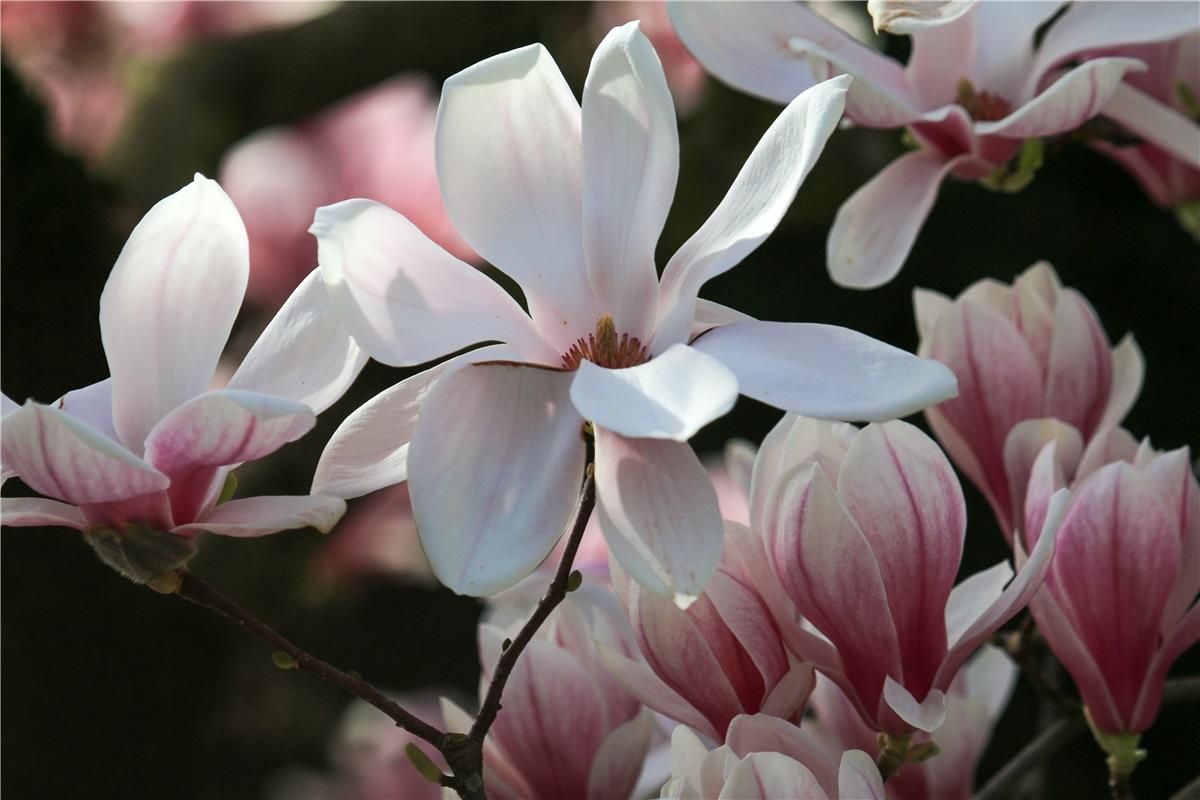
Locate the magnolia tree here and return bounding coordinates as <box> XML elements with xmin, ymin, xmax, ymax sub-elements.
<box><xmin>2</xmin><ymin>3</ymin><xmax>1198</xmax><ymax>800</ymax></box>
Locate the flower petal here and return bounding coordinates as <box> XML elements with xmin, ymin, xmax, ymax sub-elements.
<box><xmin>913</xmin><ymin>287</ymin><xmax>953</xmax><ymax>341</ymax></box>
<box><xmin>1130</xmin><ymin>603</ymin><xmax>1200</xmax><ymax>732</ymax></box>
<box><xmin>100</xmin><ymin>175</ymin><xmax>248</xmax><ymax>453</ymax></box>
<box><xmin>868</xmin><ymin>0</ymin><xmax>978</xmax><ymax>34</ymax></box>
<box><xmin>725</xmin><ymin>714</ymin><xmax>840</xmax><ymax>797</ymax></box>
<box><xmin>975</xmin><ymin>58</ymin><xmax>1144</xmax><ymax>139</ymax></box>
<box><xmin>1098</xmin><ymin>334</ymin><xmax>1144</xmax><ymax>432</ymax></box>
<box><xmin>437</xmin><ymin>43</ymin><xmax>593</xmax><ymax>350</ymax></box>
<box><xmin>1002</xmin><ymin>418</ymin><xmax>1083</xmax><ymax>539</ymax></box>
<box><xmin>654</xmin><ymin>76</ymin><xmax>849</xmax><ymax>349</ymax></box>
<box><xmin>587</xmin><ymin>708</ymin><xmax>656</xmax><ymax>800</ymax></box>
<box><xmin>0</xmin><ymin>497</ymin><xmax>87</xmax><ymax>530</ymax></box>
<box><xmin>597</xmin><ymin>642</ymin><xmax>717</xmax><ymax>739</ymax></box>
<box><xmin>827</xmin><ymin>150</ymin><xmax>961</xmax><ymax>289</ymax></box>
<box><xmin>583</xmin><ymin>22</ymin><xmax>678</xmax><ymax>339</ymax></box>
<box><xmin>719</xmin><ymin>752</ymin><xmax>827</xmax><ymax>800</ymax></box>
<box><xmin>56</xmin><ymin>378</ymin><xmax>119</xmax><ymax>443</ymax></box>
<box><xmin>174</xmin><ymin>494</ymin><xmax>346</xmax><ymax>537</ymax></box>
<box><xmin>312</xmin><ymin>199</ymin><xmax>548</xmax><ymax>366</ymax></box>
<box><xmin>595</xmin><ymin>428</ymin><xmax>724</xmax><ymax>599</ymax></box>
<box><xmin>838</xmin><ymin>750</ymin><xmax>887</xmax><ymax>800</ymax></box>
<box><xmin>408</xmin><ymin>363</ymin><xmax>586</xmax><ymax>596</ymax></box>
<box><xmin>228</xmin><ymin>268</ymin><xmax>368</xmax><ymax>414</ymax></box>
<box><xmin>883</xmin><ymin>676</ymin><xmax>948</xmax><ymax>732</ymax></box>
<box><xmin>569</xmin><ymin>344</ymin><xmax>737</xmax><ymax>440</ymax></box>
<box><xmin>944</xmin><ymin>562</ymin><xmax>1012</xmax><ymax>649</ymax></box>
<box><xmin>693</xmin><ymin>321</ymin><xmax>958</xmax><ymax>421</ymax></box>
<box><xmin>1</xmin><ymin>402</ymin><xmax>168</xmax><ymax>506</ymax></box>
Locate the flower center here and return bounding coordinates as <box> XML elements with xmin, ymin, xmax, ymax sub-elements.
<box><xmin>561</xmin><ymin>314</ymin><xmax>650</xmax><ymax>370</ymax></box>
<box><xmin>956</xmin><ymin>78</ymin><xmax>1012</xmax><ymax>122</ymax></box>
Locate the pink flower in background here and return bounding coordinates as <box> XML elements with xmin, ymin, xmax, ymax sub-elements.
<box><xmin>1092</xmin><ymin>34</ymin><xmax>1200</xmax><ymax>213</ymax></box>
<box><xmin>661</xmin><ymin>717</ymin><xmax>884</xmax><ymax>799</ymax></box>
<box><xmin>0</xmin><ymin>176</ymin><xmax>364</xmax><ymax>580</ymax></box>
<box><xmin>915</xmin><ymin>261</ymin><xmax>1143</xmax><ymax>537</ymax></box>
<box><xmin>311</xmin><ymin>23</ymin><xmax>957</xmax><ymax>601</ymax></box>
<box><xmin>309</xmin><ymin>483</ymin><xmax>434</xmax><ymax>588</ymax></box>
<box><xmin>220</xmin><ymin>77</ymin><xmax>478</xmax><ymax>309</ymax></box>
<box><xmin>762</xmin><ymin>417</ymin><xmax>1067</xmax><ymax>736</ymax></box>
<box><xmin>1021</xmin><ymin>431</ymin><xmax>1200</xmax><ymax>735</ymax></box>
<box><xmin>810</xmin><ymin>645</ymin><xmax>1018</xmax><ymax>799</ymax></box>
<box><xmin>669</xmin><ymin>1</ymin><xmax>1198</xmax><ymax>287</ymax></box>
<box><xmin>0</xmin><ymin>1</ymin><xmax>332</xmax><ymax>160</ymax></box>
<box><xmin>268</xmin><ymin>695</ymin><xmax>446</xmax><ymax>800</ymax></box>
<box><xmin>600</xmin><ymin>523</ymin><xmax>815</xmax><ymax>742</ymax></box>
<box><xmin>441</xmin><ymin>595</ymin><xmax>656</xmax><ymax>800</ymax></box>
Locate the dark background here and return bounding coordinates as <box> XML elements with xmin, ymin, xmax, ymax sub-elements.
<box><xmin>2</xmin><ymin>3</ymin><xmax>1197</xmax><ymax>798</ymax></box>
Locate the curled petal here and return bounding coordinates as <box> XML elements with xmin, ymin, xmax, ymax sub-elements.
<box><xmin>883</xmin><ymin>676</ymin><xmax>947</xmax><ymax>732</ymax></box>
<box><xmin>1102</xmin><ymin>82</ymin><xmax>1200</xmax><ymax>168</ymax></box>
<box><xmin>868</xmin><ymin>0</ymin><xmax>978</xmax><ymax>34</ymax></box>
<box><xmin>175</xmin><ymin>494</ymin><xmax>346</xmax><ymax>537</ymax></box>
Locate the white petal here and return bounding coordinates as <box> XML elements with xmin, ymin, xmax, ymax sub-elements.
<box><xmin>827</xmin><ymin>150</ymin><xmax>959</xmax><ymax>289</ymax></box>
<box><xmin>868</xmin><ymin>0</ymin><xmax>978</xmax><ymax>33</ymax></box>
<box><xmin>437</xmin><ymin>43</ymin><xmax>594</xmax><ymax>350</ymax></box>
<box><xmin>912</xmin><ymin>287</ymin><xmax>953</xmax><ymax>341</ymax></box>
<box><xmin>654</xmin><ymin>76</ymin><xmax>849</xmax><ymax>350</ymax></box>
<box><xmin>1098</xmin><ymin>334</ymin><xmax>1145</xmax><ymax>432</ymax></box>
<box><xmin>100</xmin><ymin>175</ymin><xmax>248</xmax><ymax>453</ymax></box>
<box><xmin>838</xmin><ymin>750</ymin><xmax>886</xmax><ymax>800</ymax></box>
<box><xmin>228</xmin><ymin>268</ymin><xmax>367</xmax><ymax>414</ymax></box>
<box><xmin>312</xmin><ymin>199</ymin><xmax>548</xmax><ymax>366</ymax></box>
<box><xmin>882</xmin><ymin>677</ymin><xmax>948</xmax><ymax>732</ymax></box>
<box><xmin>1101</xmin><ymin>82</ymin><xmax>1200</xmax><ymax>169</ymax></box>
<box><xmin>0</xmin><ymin>402</ymin><xmax>168</xmax><ymax>506</ymax></box>
<box><xmin>311</xmin><ymin>344</ymin><xmax>511</xmax><ymax>500</ymax></box>
<box><xmin>0</xmin><ymin>497</ymin><xmax>87</xmax><ymax>530</ymax></box>
<box><xmin>594</xmin><ymin>428</ymin><xmax>723</xmax><ymax>598</ymax></box>
<box><xmin>175</xmin><ymin>494</ymin><xmax>346</xmax><ymax>537</ymax></box>
<box><xmin>583</xmin><ymin>21</ymin><xmax>678</xmax><ymax>339</ymax></box>
<box><xmin>693</xmin><ymin>320</ymin><xmax>957</xmax><ymax>421</ymax></box>
<box><xmin>1</xmin><ymin>393</ymin><xmax>17</xmax><ymax>417</ymax></box>
<box><xmin>408</xmin><ymin>363</ymin><xmax>586</xmax><ymax>596</ymax></box>
<box><xmin>56</xmin><ymin>378</ymin><xmax>118</xmax><ymax>442</ymax></box>
<box><xmin>943</xmin><ymin>561</ymin><xmax>1012</xmax><ymax>648</ymax></box>
<box><xmin>569</xmin><ymin>344</ymin><xmax>737</xmax><ymax>440</ymax></box>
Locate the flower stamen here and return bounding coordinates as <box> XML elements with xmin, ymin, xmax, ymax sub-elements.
<box><xmin>561</xmin><ymin>314</ymin><xmax>650</xmax><ymax>370</ymax></box>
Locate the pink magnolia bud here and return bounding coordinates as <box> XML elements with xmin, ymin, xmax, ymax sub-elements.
<box><xmin>762</xmin><ymin>417</ymin><xmax>1066</xmax><ymax>736</ymax></box>
<box><xmin>601</xmin><ymin>523</ymin><xmax>815</xmax><ymax>742</ymax></box>
<box><xmin>915</xmin><ymin>261</ymin><xmax>1143</xmax><ymax>536</ymax></box>
<box><xmin>810</xmin><ymin>646</ymin><xmax>1018</xmax><ymax>799</ymax></box>
<box><xmin>1022</xmin><ymin>433</ymin><xmax>1200</xmax><ymax>734</ymax></box>
<box><xmin>661</xmin><ymin>716</ymin><xmax>885</xmax><ymax>799</ymax></box>
<box><xmin>443</xmin><ymin>596</ymin><xmax>655</xmax><ymax>800</ymax></box>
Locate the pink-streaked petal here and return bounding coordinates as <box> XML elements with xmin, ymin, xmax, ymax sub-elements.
<box><xmin>827</xmin><ymin>150</ymin><xmax>960</xmax><ymax>289</ymax></box>
<box><xmin>867</xmin><ymin>0</ymin><xmax>978</xmax><ymax>34</ymax></box>
<box><xmin>975</xmin><ymin>58</ymin><xmax>1144</xmax><ymax>139</ymax></box>
<box><xmin>56</xmin><ymin>379</ymin><xmax>118</xmax><ymax>443</ymax></box>
<box><xmin>311</xmin><ymin>345</ymin><xmax>512</xmax><ymax>499</ymax></box>
<box><xmin>759</xmin><ymin>661</ymin><xmax>816</xmax><ymax>721</ymax></box>
<box><xmin>587</xmin><ymin>708</ymin><xmax>656</xmax><ymax>800</ymax></box>
<box><xmin>1076</xmin><ymin>425</ymin><xmax>1139</xmax><ymax>482</ymax></box>
<box><xmin>1003</xmin><ymin>418</ymin><xmax>1083</xmax><ymax>539</ymax></box>
<box><xmin>1022</xmin><ymin>439</ymin><xmax>1076</xmax><ymax>550</ymax></box>
<box><xmin>0</xmin><ymin>497</ymin><xmax>87</xmax><ymax>530</ymax></box>
<box><xmin>707</xmin><ymin>568</ymin><xmax>791</xmax><ymax>691</ymax></box>
<box><xmin>718</xmin><ymin>752</ymin><xmax>828</xmax><ymax>800</ymax></box>
<box><xmin>946</xmin><ymin>562</ymin><xmax>1013</xmax><ymax>649</ymax></box>
<box><xmin>1</xmin><ymin>402</ymin><xmax>168</xmax><ymax>506</ymax></box>
<box><xmin>228</xmin><ymin>268</ymin><xmax>367</xmax><ymax>415</ymax></box>
<box><xmin>595</xmin><ymin>428</ymin><xmax>724</xmax><ymax>599</ymax></box>
<box><xmin>1098</xmin><ymin>334</ymin><xmax>1145</xmax><ymax>432</ymax></box>
<box><xmin>597</xmin><ymin>642</ymin><xmax>717</xmax><ymax>740</ymax></box>
<box><xmin>749</xmin><ymin>415</ymin><xmax>857</xmax><ymax>533</ymax></box>
<box><xmin>766</xmin><ymin>463</ymin><xmax>902</xmax><ymax>719</ymax></box>
<box><xmin>1142</xmin><ymin>447</ymin><xmax>1200</xmax><ymax>634</ymax></box>
<box><xmin>933</xmin><ymin>489</ymin><xmax>1069</xmax><ymax>692</ymax></box>
<box><xmin>837</xmin><ymin>421</ymin><xmax>965</xmax><ymax>693</ymax></box>
<box><xmin>1102</xmin><ymin>82</ymin><xmax>1200</xmax><ymax>168</ymax></box>
<box><xmin>883</xmin><ymin>676</ymin><xmax>947</xmax><ymax>732</ymax></box>
<box><xmin>838</xmin><ymin>750</ymin><xmax>887</xmax><ymax>800</ymax></box>
<box><xmin>583</xmin><ymin>21</ymin><xmax>678</xmax><ymax>339</ymax></box>
<box><xmin>654</xmin><ymin>76</ymin><xmax>849</xmax><ymax>350</ymax></box>
<box><xmin>1044</xmin><ymin>289</ymin><xmax>1113</xmax><ymax>438</ymax></box>
<box><xmin>101</xmin><ymin>175</ymin><xmax>248</xmax><ymax>453</ymax></box>
<box><xmin>725</xmin><ymin>714</ymin><xmax>839</xmax><ymax>797</ymax></box>
<box><xmin>408</xmin><ymin>363</ymin><xmax>586</xmax><ymax>597</ymax></box>
<box><xmin>437</xmin><ymin>43</ymin><xmax>593</xmax><ymax>351</ymax></box>
<box><xmin>570</xmin><ymin>344</ymin><xmax>737</xmax><ymax>440</ymax></box>
<box><xmin>913</xmin><ymin>287</ymin><xmax>953</xmax><ymax>341</ymax></box>
<box><xmin>312</xmin><ymin>199</ymin><xmax>549</xmax><ymax>367</ymax></box>
<box><xmin>175</xmin><ymin>494</ymin><xmax>346</xmax><ymax>538</ymax></box>
<box><xmin>1130</xmin><ymin>603</ymin><xmax>1200</xmax><ymax>733</ymax></box>
<box><xmin>694</xmin><ymin>320</ymin><xmax>957</xmax><ymax>421</ymax></box>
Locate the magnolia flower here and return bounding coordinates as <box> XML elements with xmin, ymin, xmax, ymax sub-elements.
<box><xmin>760</xmin><ymin>415</ymin><xmax>1067</xmax><ymax>736</ymax></box>
<box><xmin>810</xmin><ymin>646</ymin><xmax>1018</xmax><ymax>799</ymax></box>
<box><xmin>669</xmin><ymin>0</ymin><xmax>1198</xmax><ymax>287</ymax></box>
<box><xmin>220</xmin><ymin>77</ymin><xmax>476</xmax><ymax>309</ymax></box>
<box><xmin>1021</xmin><ymin>429</ymin><xmax>1200</xmax><ymax>736</ymax></box>
<box><xmin>311</xmin><ymin>22</ymin><xmax>957</xmax><ymax>601</ymax></box>
<box><xmin>309</xmin><ymin>484</ymin><xmax>434</xmax><ymax>588</ymax></box>
<box><xmin>661</xmin><ymin>716</ymin><xmax>884</xmax><ymax>799</ymax></box>
<box><xmin>915</xmin><ymin>261</ymin><xmax>1143</xmax><ymax>537</ymax></box>
<box><xmin>441</xmin><ymin>596</ymin><xmax>656</xmax><ymax>800</ymax></box>
<box><xmin>601</xmin><ymin>523</ymin><xmax>815</xmax><ymax>742</ymax></box>
<box><xmin>0</xmin><ymin>176</ymin><xmax>363</xmax><ymax>581</ymax></box>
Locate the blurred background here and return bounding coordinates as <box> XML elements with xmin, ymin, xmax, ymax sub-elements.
<box><xmin>2</xmin><ymin>2</ymin><xmax>1197</xmax><ymax>798</ymax></box>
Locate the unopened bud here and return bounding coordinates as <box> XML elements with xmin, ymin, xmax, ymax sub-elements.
<box><xmin>566</xmin><ymin>570</ymin><xmax>583</xmax><ymax>592</ymax></box>
<box><xmin>405</xmin><ymin>743</ymin><xmax>444</xmax><ymax>784</ymax></box>
<box><xmin>83</xmin><ymin>523</ymin><xmax>197</xmax><ymax>584</ymax></box>
<box><xmin>271</xmin><ymin>650</ymin><xmax>298</xmax><ymax>670</ymax></box>
<box><xmin>501</xmin><ymin>637</ymin><xmax>512</xmax><ymax>651</ymax></box>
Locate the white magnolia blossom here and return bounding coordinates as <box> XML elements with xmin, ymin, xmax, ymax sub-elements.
<box><xmin>312</xmin><ymin>22</ymin><xmax>957</xmax><ymax>601</ymax></box>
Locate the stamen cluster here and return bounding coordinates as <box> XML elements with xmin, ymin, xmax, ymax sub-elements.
<box><xmin>560</xmin><ymin>313</ymin><xmax>650</xmax><ymax>370</ymax></box>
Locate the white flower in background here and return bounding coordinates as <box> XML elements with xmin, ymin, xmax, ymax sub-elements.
<box><xmin>312</xmin><ymin>23</ymin><xmax>957</xmax><ymax>601</ymax></box>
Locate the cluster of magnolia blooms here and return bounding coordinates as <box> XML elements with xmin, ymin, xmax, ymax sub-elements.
<box><xmin>2</xmin><ymin>2</ymin><xmax>1198</xmax><ymax>798</ymax></box>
